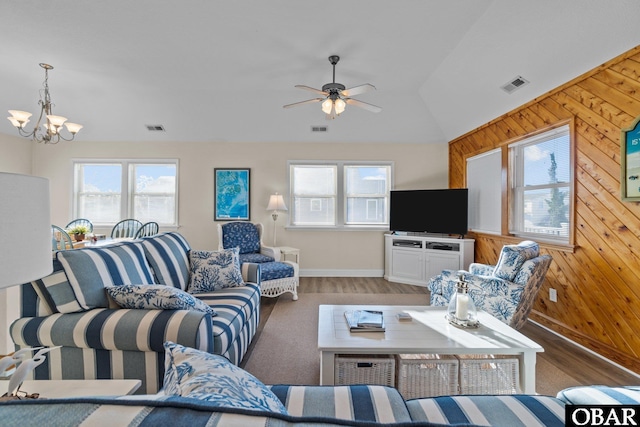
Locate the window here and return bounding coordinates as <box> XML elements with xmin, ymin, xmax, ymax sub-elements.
<box><xmin>289</xmin><ymin>161</ymin><xmax>392</xmax><ymax>228</ymax></box>
<box><xmin>509</xmin><ymin>124</ymin><xmax>572</xmax><ymax>243</ymax></box>
<box><xmin>73</xmin><ymin>159</ymin><xmax>178</xmax><ymax>226</ymax></box>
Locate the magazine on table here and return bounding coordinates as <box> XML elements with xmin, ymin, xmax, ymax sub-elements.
<box><xmin>344</xmin><ymin>310</ymin><xmax>385</xmax><ymax>332</ymax></box>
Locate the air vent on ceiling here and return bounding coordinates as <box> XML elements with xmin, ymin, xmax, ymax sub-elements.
<box><xmin>145</xmin><ymin>124</ymin><xmax>165</xmax><ymax>132</ymax></box>
<box><xmin>311</xmin><ymin>125</ymin><xmax>328</xmax><ymax>133</ymax></box>
<box><xmin>501</xmin><ymin>76</ymin><xmax>529</xmax><ymax>94</ymax></box>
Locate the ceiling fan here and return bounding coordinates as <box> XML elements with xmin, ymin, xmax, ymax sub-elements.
<box><xmin>283</xmin><ymin>55</ymin><xmax>382</xmax><ymax>119</ymax></box>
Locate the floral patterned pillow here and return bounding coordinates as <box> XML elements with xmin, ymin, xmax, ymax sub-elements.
<box><xmin>106</xmin><ymin>284</ymin><xmax>216</xmax><ymax>316</ymax></box>
<box><xmin>162</xmin><ymin>341</ymin><xmax>288</xmax><ymax>414</ymax></box>
<box><xmin>188</xmin><ymin>248</ymin><xmax>245</xmax><ymax>294</ymax></box>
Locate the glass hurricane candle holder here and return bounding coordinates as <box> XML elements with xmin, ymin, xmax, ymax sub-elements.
<box><xmin>446</xmin><ymin>273</ymin><xmax>479</xmax><ymax>328</ymax></box>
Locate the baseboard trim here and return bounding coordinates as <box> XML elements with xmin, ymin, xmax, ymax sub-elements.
<box><xmin>299</xmin><ymin>269</ymin><xmax>384</xmax><ymax>278</ymax></box>
<box><xmin>528</xmin><ymin>318</ymin><xmax>640</xmax><ymax>379</ymax></box>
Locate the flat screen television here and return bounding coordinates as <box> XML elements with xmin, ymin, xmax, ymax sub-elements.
<box><xmin>389</xmin><ymin>189</ymin><xmax>468</xmax><ymax>236</ymax></box>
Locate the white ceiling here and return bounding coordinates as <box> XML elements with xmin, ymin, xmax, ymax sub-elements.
<box><xmin>1</xmin><ymin>0</ymin><xmax>639</xmax><ymax>145</ymax></box>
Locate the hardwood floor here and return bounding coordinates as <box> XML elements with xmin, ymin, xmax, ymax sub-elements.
<box><xmin>251</xmin><ymin>276</ymin><xmax>640</xmax><ymax>386</ymax></box>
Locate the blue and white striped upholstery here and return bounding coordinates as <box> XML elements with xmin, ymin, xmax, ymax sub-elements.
<box><xmin>406</xmin><ymin>395</ymin><xmax>565</xmax><ymax>427</ymax></box>
<box><xmin>10</xmin><ymin>308</ymin><xmax>213</xmax><ymax>393</ymax></box>
<box><xmin>557</xmin><ymin>385</ymin><xmax>640</xmax><ymax>405</ymax></box>
<box><xmin>0</xmin><ymin>395</ymin><xmax>455</xmax><ymax>427</ymax></box>
<box><xmin>56</xmin><ymin>241</ymin><xmax>156</xmax><ymax>310</ymax></box>
<box><xmin>140</xmin><ymin>232</ymin><xmax>191</xmax><ymax>291</ymax></box>
<box><xmin>269</xmin><ymin>385</ymin><xmax>413</xmax><ymax>423</ymax></box>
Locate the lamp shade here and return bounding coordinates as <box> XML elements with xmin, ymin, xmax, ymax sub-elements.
<box><xmin>0</xmin><ymin>173</ymin><xmax>52</xmax><ymax>289</ymax></box>
<box><xmin>266</xmin><ymin>193</ymin><xmax>288</xmax><ymax>211</ymax></box>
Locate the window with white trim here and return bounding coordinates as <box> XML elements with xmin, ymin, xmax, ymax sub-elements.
<box><xmin>72</xmin><ymin>160</ymin><xmax>178</xmax><ymax>226</ymax></box>
<box><xmin>509</xmin><ymin>125</ymin><xmax>572</xmax><ymax>243</ymax></box>
<box><xmin>288</xmin><ymin>161</ymin><xmax>392</xmax><ymax>228</ymax></box>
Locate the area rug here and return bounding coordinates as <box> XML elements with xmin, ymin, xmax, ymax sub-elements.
<box><xmin>243</xmin><ymin>293</ymin><xmax>578</xmax><ymax>396</ymax></box>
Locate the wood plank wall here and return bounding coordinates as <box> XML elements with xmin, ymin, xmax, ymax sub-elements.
<box><xmin>449</xmin><ymin>46</ymin><xmax>640</xmax><ymax>373</ymax></box>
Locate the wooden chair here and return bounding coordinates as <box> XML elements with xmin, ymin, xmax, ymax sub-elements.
<box><xmin>52</xmin><ymin>225</ymin><xmax>74</xmax><ymax>250</ymax></box>
<box><xmin>65</xmin><ymin>218</ymin><xmax>94</xmax><ymax>233</ymax></box>
<box><xmin>110</xmin><ymin>219</ymin><xmax>143</xmax><ymax>239</ymax></box>
<box><xmin>134</xmin><ymin>221</ymin><xmax>159</xmax><ymax>238</ymax></box>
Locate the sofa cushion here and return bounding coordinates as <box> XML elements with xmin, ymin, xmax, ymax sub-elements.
<box><xmin>56</xmin><ymin>241</ymin><xmax>156</xmax><ymax>311</ymax></box>
<box><xmin>407</xmin><ymin>394</ymin><xmax>565</xmax><ymax>427</ymax></box>
<box><xmin>239</xmin><ymin>252</ymin><xmax>275</xmax><ymax>264</ymax></box>
<box><xmin>163</xmin><ymin>341</ymin><xmax>288</xmax><ymax>414</ymax></box>
<box><xmin>188</xmin><ymin>248</ymin><xmax>245</xmax><ymax>294</ymax></box>
<box><xmin>106</xmin><ymin>284</ymin><xmax>217</xmax><ymax>316</ymax></box>
<box><xmin>195</xmin><ymin>283</ymin><xmax>260</xmax><ymax>361</ymax></box>
<box><xmin>557</xmin><ymin>385</ymin><xmax>640</xmax><ymax>405</ymax></box>
<box><xmin>493</xmin><ymin>241</ymin><xmax>539</xmax><ymax>281</ymax></box>
<box><xmin>269</xmin><ymin>385</ymin><xmax>413</xmax><ymax>423</ymax></box>
<box><xmin>260</xmin><ymin>261</ymin><xmax>295</xmax><ymax>281</ymax></box>
<box><xmin>140</xmin><ymin>232</ymin><xmax>191</xmax><ymax>291</ymax></box>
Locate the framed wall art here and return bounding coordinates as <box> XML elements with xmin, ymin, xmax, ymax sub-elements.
<box><xmin>214</xmin><ymin>168</ymin><xmax>250</xmax><ymax>220</ymax></box>
<box><xmin>621</xmin><ymin>116</ymin><xmax>640</xmax><ymax>201</ymax></box>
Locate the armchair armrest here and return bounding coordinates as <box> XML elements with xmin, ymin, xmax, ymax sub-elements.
<box><xmin>469</xmin><ymin>263</ymin><xmax>495</xmax><ymax>276</ymax></box>
<box><xmin>10</xmin><ymin>308</ymin><xmax>213</xmax><ymax>353</ymax></box>
<box><xmin>260</xmin><ymin>245</ymin><xmax>281</xmax><ymax>261</ymax></box>
<box><xmin>241</xmin><ymin>262</ymin><xmax>261</xmax><ymax>284</ymax></box>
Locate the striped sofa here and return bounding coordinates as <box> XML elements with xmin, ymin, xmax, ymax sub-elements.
<box><xmin>0</xmin><ymin>384</ymin><xmax>569</xmax><ymax>426</ymax></box>
<box><xmin>9</xmin><ymin>232</ymin><xmax>261</xmax><ymax>394</ymax></box>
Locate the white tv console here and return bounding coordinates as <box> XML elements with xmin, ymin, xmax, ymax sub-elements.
<box><xmin>384</xmin><ymin>233</ymin><xmax>474</xmax><ymax>287</ymax></box>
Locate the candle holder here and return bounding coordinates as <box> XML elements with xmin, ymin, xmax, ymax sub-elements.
<box><xmin>446</xmin><ymin>273</ymin><xmax>479</xmax><ymax>328</ymax></box>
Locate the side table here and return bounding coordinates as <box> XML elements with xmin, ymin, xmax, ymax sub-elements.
<box><xmin>0</xmin><ymin>379</ymin><xmax>141</xmax><ymax>398</ymax></box>
<box><xmin>279</xmin><ymin>246</ymin><xmax>300</xmax><ymax>264</ymax></box>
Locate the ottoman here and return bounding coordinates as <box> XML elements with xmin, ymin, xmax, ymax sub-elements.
<box><xmin>260</xmin><ymin>261</ymin><xmax>299</xmax><ymax>300</ymax></box>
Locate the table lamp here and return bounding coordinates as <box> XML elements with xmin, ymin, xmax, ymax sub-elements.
<box><xmin>0</xmin><ymin>172</ymin><xmax>53</xmax><ymax>289</ymax></box>
<box><xmin>266</xmin><ymin>193</ymin><xmax>288</xmax><ymax>246</ymax></box>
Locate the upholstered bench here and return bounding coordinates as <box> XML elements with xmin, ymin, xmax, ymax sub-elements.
<box><xmin>260</xmin><ymin>261</ymin><xmax>299</xmax><ymax>300</ymax></box>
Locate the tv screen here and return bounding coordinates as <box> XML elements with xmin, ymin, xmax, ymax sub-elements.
<box><xmin>389</xmin><ymin>189</ymin><xmax>468</xmax><ymax>236</ymax></box>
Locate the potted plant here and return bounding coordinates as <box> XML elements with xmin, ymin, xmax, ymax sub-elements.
<box><xmin>67</xmin><ymin>225</ymin><xmax>90</xmax><ymax>242</ymax></box>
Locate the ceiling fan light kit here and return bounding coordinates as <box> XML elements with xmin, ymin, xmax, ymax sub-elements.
<box><xmin>284</xmin><ymin>55</ymin><xmax>382</xmax><ymax>119</ymax></box>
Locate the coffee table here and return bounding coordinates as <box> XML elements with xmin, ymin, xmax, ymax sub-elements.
<box><xmin>317</xmin><ymin>305</ymin><xmax>543</xmax><ymax>394</ymax></box>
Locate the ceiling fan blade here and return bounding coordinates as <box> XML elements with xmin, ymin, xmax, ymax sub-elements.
<box><xmin>341</xmin><ymin>83</ymin><xmax>376</xmax><ymax>97</ymax></box>
<box><xmin>295</xmin><ymin>85</ymin><xmax>328</xmax><ymax>96</ymax></box>
<box><xmin>345</xmin><ymin>98</ymin><xmax>382</xmax><ymax>113</ymax></box>
<box><xmin>283</xmin><ymin>98</ymin><xmax>324</xmax><ymax>109</ymax></box>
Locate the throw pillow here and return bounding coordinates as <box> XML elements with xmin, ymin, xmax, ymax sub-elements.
<box><xmin>107</xmin><ymin>284</ymin><xmax>217</xmax><ymax>316</ymax></box>
<box><xmin>492</xmin><ymin>241</ymin><xmax>539</xmax><ymax>282</ymax></box>
<box><xmin>162</xmin><ymin>341</ymin><xmax>288</xmax><ymax>414</ymax></box>
<box><xmin>188</xmin><ymin>248</ymin><xmax>245</xmax><ymax>294</ymax></box>
<box><xmin>56</xmin><ymin>241</ymin><xmax>156</xmax><ymax>310</ymax></box>
<box><xmin>140</xmin><ymin>232</ymin><xmax>191</xmax><ymax>291</ymax></box>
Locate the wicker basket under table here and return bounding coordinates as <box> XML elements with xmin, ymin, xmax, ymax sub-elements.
<box><xmin>395</xmin><ymin>354</ymin><xmax>459</xmax><ymax>399</ymax></box>
<box><xmin>334</xmin><ymin>354</ymin><xmax>395</xmax><ymax>387</ymax></box>
<box><xmin>457</xmin><ymin>354</ymin><xmax>521</xmax><ymax>394</ymax></box>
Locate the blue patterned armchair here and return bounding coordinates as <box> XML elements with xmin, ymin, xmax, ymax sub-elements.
<box><xmin>217</xmin><ymin>222</ymin><xmax>281</xmax><ymax>264</ymax></box>
<box><xmin>427</xmin><ymin>241</ymin><xmax>552</xmax><ymax>330</ymax></box>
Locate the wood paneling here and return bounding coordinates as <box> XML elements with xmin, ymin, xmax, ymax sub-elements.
<box><xmin>449</xmin><ymin>45</ymin><xmax>640</xmax><ymax>374</ymax></box>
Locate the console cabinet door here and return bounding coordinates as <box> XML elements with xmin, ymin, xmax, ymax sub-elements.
<box><xmin>425</xmin><ymin>251</ymin><xmax>461</xmax><ymax>280</ymax></box>
<box><xmin>391</xmin><ymin>248</ymin><xmax>424</xmax><ymax>282</ymax></box>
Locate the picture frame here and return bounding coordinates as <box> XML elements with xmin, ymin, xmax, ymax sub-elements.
<box><xmin>214</xmin><ymin>168</ymin><xmax>250</xmax><ymax>221</ymax></box>
<box><xmin>621</xmin><ymin>116</ymin><xmax>640</xmax><ymax>201</ymax></box>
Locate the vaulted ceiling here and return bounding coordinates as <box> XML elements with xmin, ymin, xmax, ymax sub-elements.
<box><xmin>1</xmin><ymin>0</ymin><xmax>639</xmax><ymax>145</ymax></box>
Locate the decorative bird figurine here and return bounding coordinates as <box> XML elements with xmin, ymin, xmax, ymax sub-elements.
<box><xmin>0</xmin><ymin>347</ymin><xmax>42</xmax><ymax>377</ymax></box>
<box><xmin>5</xmin><ymin>346</ymin><xmax>60</xmax><ymax>397</ymax></box>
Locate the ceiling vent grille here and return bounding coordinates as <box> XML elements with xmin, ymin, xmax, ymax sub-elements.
<box><xmin>145</xmin><ymin>124</ymin><xmax>165</xmax><ymax>132</ymax></box>
<box><xmin>501</xmin><ymin>76</ymin><xmax>529</xmax><ymax>94</ymax></box>
<box><xmin>311</xmin><ymin>126</ymin><xmax>328</xmax><ymax>133</ymax></box>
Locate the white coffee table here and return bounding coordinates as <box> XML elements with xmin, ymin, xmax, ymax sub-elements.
<box><xmin>317</xmin><ymin>305</ymin><xmax>543</xmax><ymax>394</ymax></box>
<box><xmin>0</xmin><ymin>379</ymin><xmax>141</xmax><ymax>398</ymax></box>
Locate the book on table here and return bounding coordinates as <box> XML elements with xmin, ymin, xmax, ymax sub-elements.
<box><xmin>344</xmin><ymin>310</ymin><xmax>385</xmax><ymax>332</ymax></box>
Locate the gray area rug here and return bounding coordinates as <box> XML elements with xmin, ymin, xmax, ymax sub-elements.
<box><xmin>243</xmin><ymin>293</ymin><xmax>576</xmax><ymax>397</ymax></box>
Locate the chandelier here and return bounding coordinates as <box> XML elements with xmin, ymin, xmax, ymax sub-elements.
<box><xmin>7</xmin><ymin>63</ymin><xmax>82</xmax><ymax>144</ymax></box>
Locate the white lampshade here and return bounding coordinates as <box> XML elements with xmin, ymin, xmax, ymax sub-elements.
<box><xmin>8</xmin><ymin>110</ymin><xmax>32</xmax><ymax>122</ymax></box>
<box><xmin>266</xmin><ymin>193</ymin><xmax>288</xmax><ymax>212</ymax></box>
<box><xmin>64</xmin><ymin>122</ymin><xmax>83</xmax><ymax>134</ymax></box>
<box><xmin>0</xmin><ymin>173</ymin><xmax>53</xmax><ymax>289</ymax></box>
<box><xmin>321</xmin><ymin>99</ymin><xmax>333</xmax><ymax>115</ymax></box>
<box><xmin>334</xmin><ymin>98</ymin><xmax>346</xmax><ymax>115</ymax></box>
<box><xmin>46</xmin><ymin>115</ymin><xmax>68</xmax><ymax>127</ymax></box>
